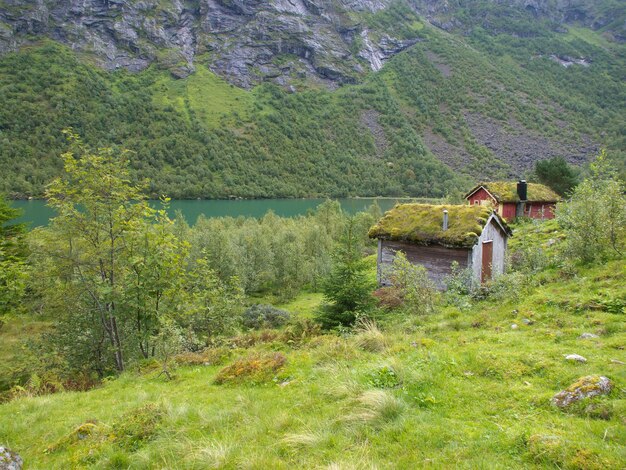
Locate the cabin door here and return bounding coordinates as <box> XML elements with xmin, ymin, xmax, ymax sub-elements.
<box><xmin>481</xmin><ymin>241</ymin><xmax>493</xmax><ymax>283</ymax></box>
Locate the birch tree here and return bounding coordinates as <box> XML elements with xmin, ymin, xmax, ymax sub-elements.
<box><xmin>37</xmin><ymin>132</ymin><xmax>186</xmax><ymax>373</ymax></box>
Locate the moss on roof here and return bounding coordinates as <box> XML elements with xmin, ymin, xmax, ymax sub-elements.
<box><xmin>470</xmin><ymin>182</ymin><xmax>561</xmax><ymax>202</ymax></box>
<box><xmin>368</xmin><ymin>204</ymin><xmax>507</xmax><ymax>248</ymax></box>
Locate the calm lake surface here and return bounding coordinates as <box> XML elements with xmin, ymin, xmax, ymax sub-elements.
<box><xmin>11</xmin><ymin>198</ymin><xmax>434</xmax><ymax>229</ymax></box>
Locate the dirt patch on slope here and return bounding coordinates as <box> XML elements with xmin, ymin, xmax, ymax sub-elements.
<box><xmin>463</xmin><ymin>112</ymin><xmax>597</xmax><ymax>175</ymax></box>
<box><xmin>422</xmin><ymin>127</ymin><xmax>468</xmax><ymax>170</ymax></box>
<box><xmin>425</xmin><ymin>51</ymin><xmax>452</xmax><ymax>77</ymax></box>
<box><xmin>360</xmin><ymin>109</ymin><xmax>389</xmax><ymax>157</ymax></box>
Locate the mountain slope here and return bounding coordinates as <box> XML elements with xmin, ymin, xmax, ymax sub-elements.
<box><xmin>0</xmin><ymin>1</ymin><xmax>624</xmax><ymax>198</ymax></box>
<box><xmin>1</xmin><ymin>0</ymin><xmax>624</xmax><ymax>86</ymax></box>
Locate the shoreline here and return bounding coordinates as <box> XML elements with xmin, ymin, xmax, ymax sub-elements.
<box><xmin>10</xmin><ymin>196</ymin><xmax>445</xmax><ymax>202</ymax></box>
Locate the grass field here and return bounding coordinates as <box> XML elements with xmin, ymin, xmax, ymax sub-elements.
<box><xmin>0</xmin><ymin>224</ymin><xmax>624</xmax><ymax>468</ymax></box>
<box><xmin>1</xmin><ymin>266</ymin><xmax>624</xmax><ymax>467</ymax></box>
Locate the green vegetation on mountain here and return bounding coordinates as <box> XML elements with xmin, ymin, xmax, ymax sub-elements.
<box><xmin>0</xmin><ymin>5</ymin><xmax>624</xmax><ymax>199</ymax></box>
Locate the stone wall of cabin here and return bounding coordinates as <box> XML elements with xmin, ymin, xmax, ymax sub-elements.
<box><xmin>378</xmin><ymin>240</ymin><xmax>471</xmax><ymax>289</ymax></box>
<box><xmin>470</xmin><ymin>215</ymin><xmax>508</xmax><ymax>282</ymax></box>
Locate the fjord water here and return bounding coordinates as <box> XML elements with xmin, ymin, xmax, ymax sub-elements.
<box><xmin>11</xmin><ymin>198</ymin><xmax>424</xmax><ymax>228</ymax></box>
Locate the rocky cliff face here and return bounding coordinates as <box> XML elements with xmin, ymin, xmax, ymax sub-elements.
<box><xmin>0</xmin><ymin>0</ymin><xmax>416</xmax><ymax>87</ymax></box>
<box><xmin>1</xmin><ymin>0</ymin><xmax>622</xmax><ymax>87</ymax></box>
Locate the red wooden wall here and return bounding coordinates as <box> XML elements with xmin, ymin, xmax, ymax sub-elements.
<box><xmin>525</xmin><ymin>202</ymin><xmax>556</xmax><ymax>219</ymax></box>
<box><xmin>501</xmin><ymin>203</ymin><xmax>517</xmax><ymax>220</ymax></box>
<box><xmin>467</xmin><ymin>187</ymin><xmax>495</xmax><ymax>205</ymax></box>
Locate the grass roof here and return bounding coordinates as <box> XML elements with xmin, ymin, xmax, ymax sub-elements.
<box><xmin>368</xmin><ymin>204</ymin><xmax>506</xmax><ymax>248</ymax></box>
<box><xmin>471</xmin><ymin>182</ymin><xmax>560</xmax><ymax>202</ymax></box>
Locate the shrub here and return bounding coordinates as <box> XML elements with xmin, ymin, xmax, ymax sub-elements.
<box><xmin>372</xmin><ymin>287</ymin><xmax>404</xmax><ymax>310</ymax></box>
<box><xmin>8</xmin><ymin>372</ymin><xmax>65</xmax><ymax>400</ymax></box>
<box><xmin>242</xmin><ymin>304</ymin><xmax>291</xmax><ymax>330</ymax></box>
<box><xmin>174</xmin><ymin>347</ymin><xmax>232</xmax><ymax>367</ymax></box>
<box><xmin>214</xmin><ymin>353</ymin><xmax>287</xmax><ymax>385</ymax></box>
<box><xmin>443</xmin><ymin>261</ymin><xmax>477</xmax><ymax>308</ymax></box>
<box><xmin>366</xmin><ymin>365</ymin><xmax>401</xmax><ymax>389</ymax></box>
<box><xmin>597</xmin><ymin>294</ymin><xmax>626</xmax><ymax>315</ymax></box>
<box><xmin>482</xmin><ymin>271</ymin><xmax>531</xmax><ymax>302</ymax></box>
<box><xmin>383</xmin><ymin>252</ymin><xmax>436</xmax><ymax>315</ymax></box>
<box><xmin>556</xmin><ymin>150</ymin><xmax>625</xmax><ymax>264</ymax></box>
<box><xmin>227</xmin><ymin>330</ymin><xmax>281</xmax><ymax>348</ymax></box>
<box><xmin>111</xmin><ymin>403</ymin><xmax>164</xmax><ymax>451</ymax></box>
<box><xmin>509</xmin><ymin>244</ymin><xmax>550</xmax><ymax>274</ymax></box>
<box><xmin>280</xmin><ymin>317</ymin><xmax>322</xmax><ymax>345</ymax></box>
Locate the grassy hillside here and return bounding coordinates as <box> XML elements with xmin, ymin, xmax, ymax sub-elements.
<box><xmin>152</xmin><ymin>65</ymin><xmax>253</xmax><ymax>128</ymax></box>
<box><xmin>1</xmin><ymin>223</ymin><xmax>624</xmax><ymax>468</ymax></box>
<box><xmin>0</xmin><ymin>15</ymin><xmax>624</xmax><ymax>199</ymax></box>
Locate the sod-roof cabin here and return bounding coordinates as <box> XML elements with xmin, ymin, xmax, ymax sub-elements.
<box><xmin>465</xmin><ymin>180</ymin><xmax>560</xmax><ymax>221</ymax></box>
<box><xmin>368</xmin><ymin>204</ymin><xmax>511</xmax><ymax>288</ymax></box>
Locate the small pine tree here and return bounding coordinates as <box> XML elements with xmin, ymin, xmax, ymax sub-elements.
<box><xmin>317</xmin><ymin>217</ymin><xmax>374</xmax><ymax>328</ymax></box>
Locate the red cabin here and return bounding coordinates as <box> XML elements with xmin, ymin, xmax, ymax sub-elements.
<box><xmin>464</xmin><ymin>181</ymin><xmax>560</xmax><ymax>222</ymax></box>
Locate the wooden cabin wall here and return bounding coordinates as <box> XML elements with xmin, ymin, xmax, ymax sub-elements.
<box><xmin>470</xmin><ymin>216</ymin><xmax>508</xmax><ymax>282</ymax></box>
<box><xmin>467</xmin><ymin>187</ymin><xmax>496</xmax><ymax>207</ymax></box>
<box><xmin>525</xmin><ymin>202</ymin><xmax>556</xmax><ymax>219</ymax></box>
<box><xmin>500</xmin><ymin>203</ymin><xmax>517</xmax><ymax>221</ymax></box>
<box><xmin>378</xmin><ymin>240</ymin><xmax>471</xmax><ymax>289</ymax></box>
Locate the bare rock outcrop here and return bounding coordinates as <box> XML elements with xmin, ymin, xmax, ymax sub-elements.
<box><xmin>0</xmin><ymin>447</ymin><xmax>22</xmax><ymax>470</ymax></box>
<box><xmin>551</xmin><ymin>375</ymin><xmax>613</xmax><ymax>408</ymax></box>
<box><xmin>1</xmin><ymin>0</ymin><xmax>622</xmax><ymax>86</ymax></box>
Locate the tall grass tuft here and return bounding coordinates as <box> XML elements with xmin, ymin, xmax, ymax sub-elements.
<box><xmin>353</xmin><ymin>319</ymin><xmax>388</xmax><ymax>353</ymax></box>
<box><xmin>348</xmin><ymin>390</ymin><xmax>405</xmax><ymax>426</ymax></box>
<box><xmin>280</xmin><ymin>430</ymin><xmax>326</xmax><ymax>449</ymax></box>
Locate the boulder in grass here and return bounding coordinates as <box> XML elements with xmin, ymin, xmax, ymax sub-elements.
<box><xmin>564</xmin><ymin>354</ymin><xmax>587</xmax><ymax>363</ymax></box>
<box><xmin>552</xmin><ymin>375</ymin><xmax>613</xmax><ymax>408</ymax></box>
<box><xmin>579</xmin><ymin>332</ymin><xmax>599</xmax><ymax>339</ymax></box>
<box><xmin>0</xmin><ymin>447</ymin><xmax>23</xmax><ymax>470</ymax></box>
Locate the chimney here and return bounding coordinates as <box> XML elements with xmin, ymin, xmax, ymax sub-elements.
<box><xmin>443</xmin><ymin>209</ymin><xmax>449</xmax><ymax>231</ymax></box>
<box><xmin>517</xmin><ymin>180</ymin><xmax>528</xmax><ymax>201</ymax></box>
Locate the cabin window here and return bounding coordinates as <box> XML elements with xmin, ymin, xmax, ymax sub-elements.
<box><xmin>474</xmin><ymin>200</ymin><xmax>479</xmax><ymax>205</ymax></box>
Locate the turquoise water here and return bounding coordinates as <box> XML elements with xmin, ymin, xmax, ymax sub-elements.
<box><xmin>10</xmin><ymin>198</ymin><xmax>437</xmax><ymax>229</ymax></box>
